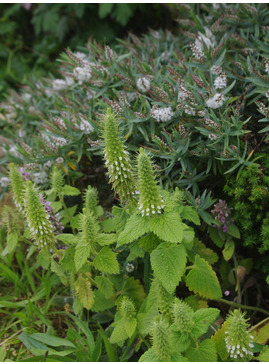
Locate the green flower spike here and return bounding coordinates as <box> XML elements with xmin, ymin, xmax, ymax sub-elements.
<box><xmin>151</xmin><ymin>317</ymin><xmax>171</xmax><ymax>362</ymax></box>
<box><xmin>137</xmin><ymin>148</ymin><xmax>164</xmax><ymax>217</ymax></box>
<box><xmin>9</xmin><ymin>163</ymin><xmax>25</xmax><ymax>213</ymax></box>
<box><xmin>79</xmin><ymin>212</ymin><xmax>99</xmax><ymax>256</ymax></box>
<box><xmin>24</xmin><ymin>180</ymin><xmax>55</xmax><ymax>249</ymax></box>
<box><xmin>102</xmin><ymin>108</ymin><xmax>136</xmax><ymax>203</ymax></box>
<box><xmin>224</xmin><ymin>310</ymin><xmax>254</xmax><ymax>360</ymax></box>
<box><xmin>50</xmin><ymin>165</ymin><xmax>64</xmax><ymax>196</ymax></box>
<box><xmin>118</xmin><ymin>296</ymin><xmax>136</xmax><ymax>319</ymax></box>
<box><xmin>171</xmin><ymin>298</ymin><xmax>195</xmax><ymax>334</ymax></box>
<box><xmin>84</xmin><ymin>185</ymin><xmax>99</xmax><ymax>218</ymax></box>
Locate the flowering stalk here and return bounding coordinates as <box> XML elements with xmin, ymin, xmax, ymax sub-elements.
<box><xmin>171</xmin><ymin>298</ymin><xmax>195</xmax><ymax>334</ymax></box>
<box><xmin>24</xmin><ymin>181</ymin><xmax>56</xmax><ymax>249</ymax></box>
<box><xmin>9</xmin><ymin>163</ymin><xmax>26</xmax><ymax>213</ymax></box>
<box><xmin>224</xmin><ymin>310</ymin><xmax>254</xmax><ymax>360</ymax></box>
<box><xmin>102</xmin><ymin>108</ymin><xmax>136</xmax><ymax>204</ymax></box>
<box><xmin>84</xmin><ymin>185</ymin><xmax>99</xmax><ymax>218</ymax></box>
<box><xmin>137</xmin><ymin>148</ymin><xmax>164</xmax><ymax>217</ymax></box>
<box><xmin>151</xmin><ymin>317</ymin><xmax>171</xmax><ymax>362</ymax></box>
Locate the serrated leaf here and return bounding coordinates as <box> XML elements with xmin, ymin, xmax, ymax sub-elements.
<box><xmin>122</xmin><ymin>277</ymin><xmax>146</xmax><ymax>310</ymax></box>
<box><xmin>75</xmin><ymin>245</ymin><xmax>91</xmax><ymax>271</ymax></box>
<box><xmin>91</xmin><ymin>290</ymin><xmax>115</xmax><ymax>312</ymax></box>
<box><xmin>139</xmin><ymin>348</ymin><xmax>158</xmax><ymax>362</ymax></box>
<box><xmin>208</xmin><ymin>226</ymin><xmax>225</xmax><ymax>248</ymax></box>
<box><xmin>211</xmin><ymin>321</ymin><xmax>229</xmax><ymax>361</ymax></box>
<box><xmin>223</xmin><ymin>239</ymin><xmax>235</xmax><ymax>261</ymax></box>
<box><xmin>36</xmin><ymin>249</ymin><xmax>51</xmax><ymax>269</ymax></box>
<box><xmin>257</xmin><ymin>347</ymin><xmax>269</xmax><ymax>362</ymax></box>
<box><xmin>56</xmin><ymin>233</ymin><xmax>78</xmax><ymax>245</ymax></box>
<box><xmin>182</xmin><ymin>226</ymin><xmax>195</xmax><ymax>250</ymax></box>
<box><xmin>149</xmin><ymin>212</ymin><xmax>183</xmax><ymax>243</ymax></box>
<box><xmin>117</xmin><ymin>214</ymin><xmax>150</xmax><ymax>247</ymax></box>
<box><xmin>50</xmin><ymin>201</ymin><xmax>62</xmax><ymax>212</ymax></box>
<box><xmin>186</xmin><ymin>339</ymin><xmax>217</xmax><ymax>362</ymax></box>
<box><xmin>62</xmin><ymin>185</ymin><xmax>81</xmax><ymax>196</ymax></box>
<box><xmin>189</xmin><ymin>239</ymin><xmax>218</xmax><ymax>265</ymax></box>
<box><xmin>181</xmin><ymin>206</ymin><xmax>200</xmax><ymax>225</ymax></box>
<box><xmin>226</xmin><ymin>223</ymin><xmax>240</xmax><ymax>239</ymax></box>
<box><xmin>60</xmin><ymin>246</ymin><xmax>76</xmax><ymax>273</ymax></box>
<box><xmin>1</xmin><ymin>232</ymin><xmax>18</xmax><ymax>256</ymax></box>
<box><xmin>127</xmin><ymin>240</ymin><xmax>145</xmax><ymax>261</ymax></box>
<box><xmin>186</xmin><ymin>255</ymin><xmax>222</xmax><ymax>300</ymax></box>
<box><xmin>50</xmin><ymin>258</ymin><xmax>68</xmax><ymax>285</ymax></box>
<box><xmin>97</xmin><ymin>233</ymin><xmax>117</xmax><ymax>246</ymax></box>
<box><xmin>151</xmin><ymin>243</ymin><xmax>187</xmax><ymax>294</ymax></box>
<box><xmin>124</xmin><ymin>317</ymin><xmax>137</xmax><ymax>338</ymax></box>
<box><xmin>112</xmin><ymin>206</ymin><xmax>128</xmax><ymax>234</ymax></box>
<box><xmin>93</xmin><ymin>247</ymin><xmax>119</xmax><ymax>274</ymax></box>
<box><xmin>95</xmin><ymin>276</ymin><xmax>114</xmax><ymax>299</ymax></box>
<box><xmin>110</xmin><ymin>319</ymin><xmax>128</xmax><ymax>345</ymax></box>
<box><xmin>170</xmin><ymin>331</ymin><xmax>191</xmax><ymax>352</ymax></box>
<box><xmin>249</xmin><ymin>318</ymin><xmax>269</xmax><ymax>344</ymax></box>
<box><xmin>139</xmin><ymin>233</ymin><xmax>160</xmax><ymax>253</ymax></box>
<box><xmin>75</xmin><ymin>275</ymin><xmax>95</xmax><ymax>310</ymax></box>
<box><xmin>191</xmin><ymin>308</ymin><xmax>220</xmax><ymax>338</ymax></box>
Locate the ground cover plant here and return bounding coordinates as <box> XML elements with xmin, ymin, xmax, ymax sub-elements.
<box><xmin>0</xmin><ymin>3</ymin><xmax>269</xmax><ymax>362</ymax></box>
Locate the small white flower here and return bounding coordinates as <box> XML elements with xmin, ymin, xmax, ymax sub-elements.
<box><xmin>208</xmin><ymin>132</ymin><xmax>218</xmax><ymax>141</ymax></box>
<box><xmin>214</xmin><ymin>73</ymin><xmax>227</xmax><ymax>89</ymax></box>
<box><xmin>177</xmin><ymin>86</ymin><xmax>188</xmax><ymax>101</ymax></box>
<box><xmin>136</xmin><ymin>77</ymin><xmax>150</xmax><ymax>93</ymax></box>
<box><xmin>73</xmin><ymin>65</ymin><xmax>92</xmax><ymax>84</ymax></box>
<box><xmin>206</xmin><ymin>93</ymin><xmax>225</xmax><ymax>109</ymax></box>
<box><xmin>151</xmin><ymin>107</ymin><xmax>174</xmax><ymax>122</ymax></box>
<box><xmin>0</xmin><ymin>177</ymin><xmax>10</xmax><ymax>188</ymax></box>
<box><xmin>211</xmin><ymin>65</ymin><xmax>222</xmax><ymax>75</ymax></box>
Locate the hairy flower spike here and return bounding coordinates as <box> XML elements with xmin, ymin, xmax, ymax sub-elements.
<box><xmin>151</xmin><ymin>317</ymin><xmax>171</xmax><ymax>362</ymax></box>
<box><xmin>24</xmin><ymin>181</ymin><xmax>55</xmax><ymax>249</ymax></box>
<box><xmin>172</xmin><ymin>298</ymin><xmax>195</xmax><ymax>333</ymax></box>
<box><xmin>84</xmin><ymin>185</ymin><xmax>99</xmax><ymax>218</ymax></box>
<box><xmin>50</xmin><ymin>166</ymin><xmax>65</xmax><ymax>196</ymax></box>
<box><xmin>9</xmin><ymin>163</ymin><xmax>26</xmax><ymax>213</ymax></box>
<box><xmin>225</xmin><ymin>310</ymin><xmax>254</xmax><ymax>360</ymax></box>
<box><xmin>118</xmin><ymin>296</ymin><xmax>136</xmax><ymax>319</ymax></box>
<box><xmin>137</xmin><ymin>148</ymin><xmax>164</xmax><ymax>217</ymax></box>
<box><xmin>79</xmin><ymin>212</ymin><xmax>99</xmax><ymax>255</ymax></box>
<box><xmin>102</xmin><ymin>109</ymin><xmax>136</xmax><ymax>204</ymax></box>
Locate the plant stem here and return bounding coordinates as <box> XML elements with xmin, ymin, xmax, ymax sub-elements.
<box><xmin>217</xmin><ymin>298</ymin><xmax>269</xmax><ymax>316</ymax></box>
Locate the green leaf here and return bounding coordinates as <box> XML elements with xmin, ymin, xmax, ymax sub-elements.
<box><xmin>50</xmin><ymin>201</ymin><xmax>62</xmax><ymax>212</ymax></box>
<box><xmin>75</xmin><ymin>245</ymin><xmax>91</xmax><ymax>272</ymax></box>
<box><xmin>226</xmin><ymin>223</ymin><xmax>240</xmax><ymax>239</ymax></box>
<box><xmin>56</xmin><ymin>233</ymin><xmax>79</xmax><ymax>245</ymax></box>
<box><xmin>186</xmin><ymin>339</ymin><xmax>217</xmax><ymax>362</ymax></box>
<box><xmin>191</xmin><ymin>308</ymin><xmax>220</xmax><ymax>338</ymax></box>
<box><xmin>95</xmin><ymin>276</ymin><xmax>114</xmax><ymax>299</ymax></box>
<box><xmin>98</xmin><ymin>325</ymin><xmax>118</xmax><ymax>362</ymax></box>
<box><xmin>1</xmin><ymin>232</ymin><xmax>18</xmax><ymax>256</ymax></box>
<box><xmin>127</xmin><ymin>240</ymin><xmax>145</xmax><ymax>261</ymax></box>
<box><xmin>211</xmin><ymin>321</ymin><xmax>229</xmax><ymax>361</ymax></box>
<box><xmin>170</xmin><ymin>331</ymin><xmax>190</xmax><ymax>352</ymax></box>
<box><xmin>0</xmin><ymin>345</ymin><xmax>6</xmax><ymax>362</ymax></box>
<box><xmin>139</xmin><ymin>348</ymin><xmax>159</xmax><ymax>362</ymax></box>
<box><xmin>124</xmin><ymin>317</ymin><xmax>137</xmax><ymax>338</ymax></box>
<box><xmin>139</xmin><ymin>233</ymin><xmax>160</xmax><ymax>253</ymax></box>
<box><xmin>149</xmin><ymin>212</ymin><xmax>183</xmax><ymax>243</ymax></box>
<box><xmin>188</xmin><ymin>239</ymin><xmax>218</xmax><ymax>265</ymax></box>
<box><xmin>181</xmin><ymin>206</ymin><xmax>200</xmax><ymax>225</ymax></box>
<box><xmin>50</xmin><ymin>258</ymin><xmax>68</xmax><ymax>285</ymax></box>
<box><xmin>28</xmin><ymin>333</ymin><xmax>75</xmax><ymax>348</ymax></box>
<box><xmin>208</xmin><ymin>226</ymin><xmax>225</xmax><ymax>248</ymax></box>
<box><xmin>223</xmin><ymin>239</ymin><xmax>235</xmax><ymax>261</ymax></box>
<box><xmin>186</xmin><ymin>255</ymin><xmax>222</xmax><ymax>300</ymax></box>
<box><xmin>91</xmin><ymin>290</ymin><xmax>115</xmax><ymax>312</ymax></box>
<box><xmin>97</xmin><ymin>233</ymin><xmax>117</xmax><ymax>246</ymax></box>
<box><xmin>151</xmin><ymin>243</ymin><xmax>187</xmax><ymax>294</ymax></box>
<box><xmin>257</xmin><ymin>347</ymin><xmax>269</xmax><ymax>362</ymax></box>
<box><xmin>114</xmin><ymin>4</ymin><xmax>133</xmax><ymax>26</ymax></box>
<box><xmin>112</xmin><ymin>206</ymin><xmax>128</xmax><ymax>234</ymax></box>
<box><xmin>110</xmin><ymin>320</ymin><xmax>128</xmax><ymax>345</ymax></box>
<box><xmin>98</xmin><ymin>3</ymin><xmax>114</xmax><ymax>18</ymax></box>
<box><xmin>122</xmin><ymin>277</ymin><xmax>146</xmax><ymax>310</ymax></box>
<box><xmin>74</xmin><ymin>275</ymin><xmax>95</xmax><ymax>310</ymax></box>
<box><xmin>93</xmin><ymin>247</ymin><xmax>119</xmax><ymax>274</ymax></box>
<box><xmin>36</xmin><ymin>249</ymin><xmax>51</xmax><ymax>269</ymax></box>
<box><xmin>62</xmin><ymin>185</ymin><xmax>81</xmax><ymax>196</ymax></box>
<box><xmin>117</xmin><ymin>214</ymin><xmax>150</xmax><ymax>247</ymax></box>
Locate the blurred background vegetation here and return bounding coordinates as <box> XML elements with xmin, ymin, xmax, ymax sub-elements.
<box><xmin>0</xmin><ymin>3</ymin><xmax>177</xmax><ymax>99</ymax></box>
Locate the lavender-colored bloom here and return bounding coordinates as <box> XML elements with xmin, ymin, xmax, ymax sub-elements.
<box><xmin>23</xmin><ymin>3</ymin><xmax>31</xmax><ymax>10</ymax></box>
<box><xmin>20</xmin><ymin>167</ymin><xmax>30</xmax><ymax>180</ymax></box>
<box><xmin>224</xmin><ymin>290</ymin><xmax>230</xmax><ymax>296</ymax></box>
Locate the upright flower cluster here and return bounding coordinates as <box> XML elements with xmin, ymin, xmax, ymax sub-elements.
<box><xmin>224</xmin><ymin>310</ymin><xmax>254</xmax><ymax>360</ymax></box>
<box><xmin>214</xmin><ymin>72</ymin><xmax>227</xmax><ymax>89</ymax></box>
<box><xmin>102</xmin><ymin>109</ymin><xmax>136</xmax><ymax>204</ymax></box>
<box><xmin>206</xmin><ymin>93</ymin><xmax>225</xmax><ymax>109</ymax></box>
<box><xmin>137</xmin><ymin>148</ymin><xmax>164</xmax><ymax>217</ymax></box>
<box><xmin>9</xmin><ymin>163</ymin><xmax>26</xmax><ymax>213</ymax></box>
<box><xmin>24</xmin><ymin>181</ymin><xmax>55</xmax><ymax>249</ymax></box>
<box><xmin>79</xmin><ymin>212</ymin><xmax>98</xmax><ymax>255</ymax></box>
<box><xmin>150</xmin><ymin>107</ymin><xmax>174</xmax><ymax>122</ymax></box>
<box><xmin>73</xmin><ymin>64</ymin><xmax>92</xmax><ymax>84</ymax></box>
<box><xmin>84</xmin><ymin>185</ymin><xmax>99</xmax><ymax>218</ymax></box>
<box><xmin>151</xmin><ymin>317</ymin><xmax>171</xmax><ymax>362</ymax></box>
<box><xmin>136</xmin><ymin>77</ymin><xmax>151</xmax><ymax>93</ymax></box>
<box><xmin>171</xmin><ymin>299</ymin><xmax>195</xmax><ymax>334</ymax></box>
<box><xmin>211</xmin><ymin>199</ymin><xmax>233</xmax><ymax>233</ymax></box>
